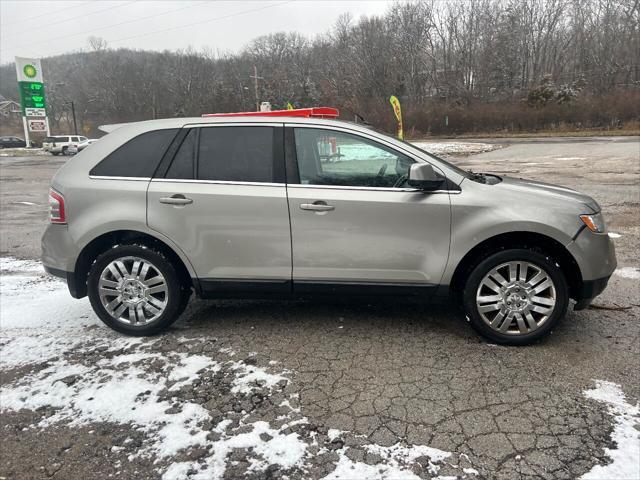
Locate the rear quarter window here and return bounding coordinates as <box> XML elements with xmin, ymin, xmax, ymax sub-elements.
<box><xmin>90</xmin><ymin>129</ymin><xmax>179</xmax><ymax>178</ymax></box>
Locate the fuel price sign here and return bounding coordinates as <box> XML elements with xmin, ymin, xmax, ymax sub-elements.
<box><xmin>18</xmin><ymin>81</ymin><xmax>47</xmax><ymax>112</ymax></box>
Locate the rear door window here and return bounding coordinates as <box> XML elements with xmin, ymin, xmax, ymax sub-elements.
<box><xmin>197</xmin><ymin>126</ymin><xmax>274</xmax><ymax>183</ymax></box>
<box><xmin>90</xmin><ymin>128</ymin><xmax>178</xmax><ymax>178</ymax></box>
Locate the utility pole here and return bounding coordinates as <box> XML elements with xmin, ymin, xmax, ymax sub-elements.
<box><xmin>66</xmin><ymin>101</ymin><xmax>78</xmax><ymax>135</ymax></box>
<box><xmin>249</xmin><ymin>65</ymin><xmax>263</xmax><ymax>112</ymax></box>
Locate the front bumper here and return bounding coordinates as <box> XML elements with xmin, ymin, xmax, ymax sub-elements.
<box><xmin>567</xmin><ymin>228</ymin><xmax>617</xmax><ymax>282</ymax></box>
<box><xmin>566</xmin><ymin>226</ymin><xmax>616</xmax><ymax>310</ymax></box>
<box><xmin>573</xmin><ymin>275</ymin><xmax>611</xmax><ymax>310</ymax></box>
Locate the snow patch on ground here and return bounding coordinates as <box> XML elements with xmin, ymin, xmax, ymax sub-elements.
<box><xmin>614</xmin><ymin>267</ymin><xmax>640</xmax><ymax>280</ymax></box>
<box><xmin>411</xmin><ymin>141</ymin><xmax>499</xmax><ymax>155</ymax></box>
<box><xmin>230</xmin><ymin>360</ymin><xmax>289</xmax><ymax>394</ymax></box>
<box><xmin>168</xmin><ymin>354</ymin><xmax>220</xmax><ymax>391</ymax></box>
<box><xmin>333</xmin><ymin>141</ymin><xmax>499</xmax><ymax>161</ymax></box>
<box><xmin>321</xmin><ymin>453</ymin><xmax>420</xmax><ymax>480</ymax></box>
<box><xmin>164</xmin><ymin>420</ymin><xmax>310</xmax><ymax>480</ymax></box>
<box><xmin>608</xmin><ymin>232</ymin><xmax>622</xmax><ymax>238</ymax></box>
<box><xmin>0</xmin><ymin>256</ymin><xmax>99</xmax><ymax>330</ymax></box>
<box><xmin>0</xmin><ymin>256</ymin><xmax>43</xmax><ymax>273</ymax></box>
<box><xmin>581</xmin><ymin>381</ymin><xmax>640</xmax><ymax>480</ymax></box>
<box><xmin>327</xmin><ymin>428</ymin><xmax>346</xmax><ymax>441</ymax></box>
<box><xmin>0</xmin><ymin>335</ymin><xmax>82</xmax><ymax>368</ymax></box>
<box><xmin>0</xmin><ymin>147</ymin><xmax>49</xmax><ymax>157</ymax></box>
<box><xmin>1</xmin><ymin>337</ymin><xmax>306</xmax><ymax>478</ymax></box>
<box><xmin>0</xmin><ymin>347</ymin><xmax>217</xmax><ymax>457</ymax></box>
<box><xmin>365</xmin><ymin>443</ymin><xmax>451</xmax><ymax>472</ymax></box>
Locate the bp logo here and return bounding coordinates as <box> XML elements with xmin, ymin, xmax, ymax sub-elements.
<box><xmin>23</xmin><ymin>64</ymin><xmax>37</xmax><ymax>78</ymax></box>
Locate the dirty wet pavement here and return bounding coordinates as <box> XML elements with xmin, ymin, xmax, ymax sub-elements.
<box><xmin>1</xmin><ymin>137</ymin><xmax>639</xmax><ymax>479</ymax></box>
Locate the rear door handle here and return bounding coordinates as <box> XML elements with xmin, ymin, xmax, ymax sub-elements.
<box><xmin>300</xmin><ymin>201</ymin><xmax>335</xmax><ymax>212</ymax></box>
<box><xmin>159</xmin><ymin>194</ymin><xmax>193</xmax><ymax>206</ymax></box>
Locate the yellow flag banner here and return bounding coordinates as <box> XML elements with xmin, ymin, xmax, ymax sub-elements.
<box><xmin>287</xmin><ymin>102</ymin><xmax>294</xmax><ymax>110</ymax></box>
<box><xmin>389</xmin><ymin>95</ymin><xmax>403</xmax><ymax>140</ymax></box>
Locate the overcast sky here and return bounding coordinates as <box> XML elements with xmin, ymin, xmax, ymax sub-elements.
<box><xmin>0</xmin><ymin>0</ymin><xmax>394</xmax><ymax>64</ymax></box>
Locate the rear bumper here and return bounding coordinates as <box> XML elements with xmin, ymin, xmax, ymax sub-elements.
<box><xmin>42</xmin><ymin>224</ymin><xmax>84</xmax><ymax>298</ymax></box>
<box><xmin>573</xmin><ymin>275</ymin><xmax>611</xmax><ymax>310</ymax></box>
<box><xmin>43</xmin><ymin>265</ymin><xmax>83</xmax><ymax>299</ymax></box>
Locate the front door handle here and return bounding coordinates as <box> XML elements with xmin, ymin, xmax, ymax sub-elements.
<box><xmin>159</xmin><ymin>194</ymin><xmax>193</xmax><ymax>206</ymax></box>
<box><xmin>300</xmin><ymin>201</ymin><xmax>335</xmax><ymax>212</ymax></box>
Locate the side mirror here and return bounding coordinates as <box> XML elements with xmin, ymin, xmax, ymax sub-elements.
<box><xmin>407</xmin><ymin>163</ymin><xmax>444</xmax><ymax>190</ymax></box>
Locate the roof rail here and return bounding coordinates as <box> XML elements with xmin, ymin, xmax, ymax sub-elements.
<box><xmin>202</xmin><ymin>107</ymin><xmax>339</xmax><ymax>119</ymax></box>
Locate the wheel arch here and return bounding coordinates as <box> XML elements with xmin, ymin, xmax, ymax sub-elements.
<box><xmin>449</xmin><ymin>231</ymin><xmax>583</xmax><ymax>300</ymax></box>
<box><xmin>72</xmin><ymin>230</ymin><xmax>194</xmax><ymax>298</ymax></box>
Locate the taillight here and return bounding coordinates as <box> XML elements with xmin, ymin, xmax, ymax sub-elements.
<box><xmin>49</xmin><ymin>189</ymin><xmax>66</xmax><ymax>224</ymax></box>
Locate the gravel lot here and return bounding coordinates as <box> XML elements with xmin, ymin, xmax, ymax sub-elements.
<box><xmin>1</xmin><ymin>137</ymin><xmax>639</xmax><ymax>479</ymax></box>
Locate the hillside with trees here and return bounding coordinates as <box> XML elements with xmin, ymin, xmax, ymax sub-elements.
<box><xmin>1</xmin><ymin>0</ymin><xmax>638</xmax><ymax>137</ymax></box>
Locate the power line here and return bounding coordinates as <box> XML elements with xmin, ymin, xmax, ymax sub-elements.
<box><xmin>28</xmin><ymin>0</ymin><xmax>295</xmax><ymax>59</ymax></box>
<box><xmin>1</xmin><ymin>1</ymin><xmax>206</xmax><ymax>52</ymax></box>
<box><xmin>105</xmin><ymin>0</ymin><xmax>294</xmax><ymax>46</ymax></box>
<box><xmin>1</xmin><ymin>1</ymin><xmax>138</xmax><ymax>40</ymax></box>
<box><xmin>1</xmin><ymin>1</ymin><xmax>92</xmax><ymax>27</ymax></box>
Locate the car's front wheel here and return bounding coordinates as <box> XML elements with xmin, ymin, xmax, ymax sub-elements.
<box><xmin>87</xmin><ymin>244</ymin><xmax>190</xmax><ymax>336</ymax></box>
<box><xmin>463</xmin><ymin>249</ymin><xmax>569</xmax><ymax>345</ymax></box>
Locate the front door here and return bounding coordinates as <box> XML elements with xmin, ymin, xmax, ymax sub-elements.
<box><xmin>285</xmin><ymin>126</ymin><xmax>451</xmax><ymax>294</ymax></box>
<box><xmin>147</xmin><ymin>124</ymin><xmax>292</xmax><ymax>295</ymax></box>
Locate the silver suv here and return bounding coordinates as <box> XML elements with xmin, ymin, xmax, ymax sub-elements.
<box><xmin>41</xmin><ymin>114</ymin><xmax>616</xmax><ymax>344</ymax></box>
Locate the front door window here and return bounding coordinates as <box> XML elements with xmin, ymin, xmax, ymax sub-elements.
<box><xmin>294</xmin><ymin>128</ymin><xmax>414</xmax><ymax>188</ymax></box>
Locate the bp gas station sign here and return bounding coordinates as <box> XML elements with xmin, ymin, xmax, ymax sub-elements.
<box><xmin>15</xmin><ymin>57</ymin><xmax>50</xmax><ymax>142</ymax></box>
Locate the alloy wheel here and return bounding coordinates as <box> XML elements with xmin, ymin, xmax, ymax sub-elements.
<box><xmin>475</xmin><ymin>261</ymin><xmax>556</xmax><ymax>335</ymax></box>
<box><xmin>98</xmin><ymin>256</ymin><xmax>168</xmax><ymax>325</ymax></box>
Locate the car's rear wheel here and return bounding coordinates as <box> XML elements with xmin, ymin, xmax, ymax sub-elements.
<box><xmin>87</xmin><ymin>244</ymin><xmax>190</xmax><ymax>336</ymax></box>
<box><xmin>462</xmin><ymin>249</ymin><xmax>569</xmax><ymax>345</ymax></box>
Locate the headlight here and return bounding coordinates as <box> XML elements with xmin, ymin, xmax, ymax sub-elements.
<box><xmin>580</xmin><ymin>213</ymin><xmax>606</xmax><ymax>233</ymax></box>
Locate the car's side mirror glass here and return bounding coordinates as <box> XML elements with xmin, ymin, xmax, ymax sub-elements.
<box><xmin>407</xmin><ymin>163</ymin><xmax>445</xmax><ymax>190</ymax></box>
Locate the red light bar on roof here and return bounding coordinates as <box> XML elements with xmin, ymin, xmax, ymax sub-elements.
<box><xmin>202</xmin><ymin>107</ymin><xmax>339</xmax><ymax>119</ymax></box>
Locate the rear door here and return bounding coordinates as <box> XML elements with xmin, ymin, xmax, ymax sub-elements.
<box><xmin>147</xmin><ymin>123</ymin><xmax>292</xmax><ymax>295</ymax></box>
<box><xmin>285</xmin><ymin>125</ymin><xmax>451</xmax><ymax>294</ymax></box>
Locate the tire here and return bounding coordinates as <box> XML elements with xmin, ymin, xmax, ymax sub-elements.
<box><xmin>87</xmin><ymin>244</ymin><xmax>190</xmax><ymax>336</ymax></box>
<box><xmin>61</xmin><ymin>147</ymin><xmax>68</xmax><ymax>156</ymax></box>
<box><xmin>51</xmin><ymin>152</ymin><xmax>59</xmax><ymax>156</ymax></box>
<box><xmin>462</xmin><ymin>248</ymin><xmax>569</xmax><ymax>345</ymax></box>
